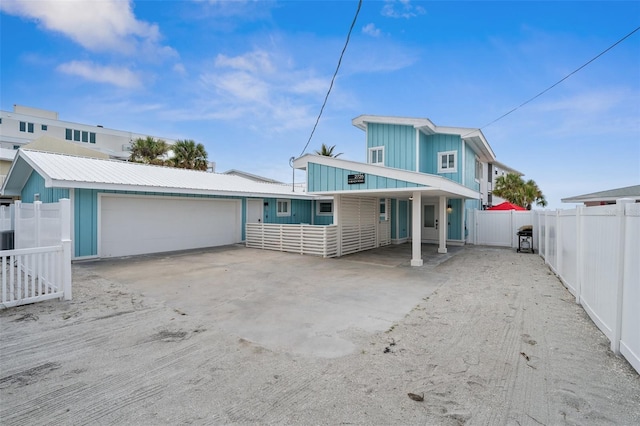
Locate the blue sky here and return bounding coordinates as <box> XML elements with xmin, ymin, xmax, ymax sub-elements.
<box><xmin>1</xmin><ymin>0</ymin><xmax>638</xmax><ymax>209</ymax></box>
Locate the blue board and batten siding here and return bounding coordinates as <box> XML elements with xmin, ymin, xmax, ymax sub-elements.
<box><xmin>21</xmin><ymin>171</ymin><xmax>70</xmax><ymax>202</ymax></box>
<box><xmin>307</xmin><ymin>163</ymin><xmax>424</xmax><ymax>192</ymax></box>
<box><xmin>419</xmin><ymin>133</ymin><xmax>463</xmax><ymax>184</ymax></box>
<box><xmin>464</xmin><ymin>142</ymin><xmax>480</xmax><ymax>191</ymax></box>
<box><xmin>367</xmin><ymin>123</ymin><xmax>416</xmax><ymax>171</ymax></box>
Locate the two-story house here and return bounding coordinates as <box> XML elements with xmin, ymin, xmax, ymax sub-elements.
<box><xmin>294</xmin><ymin>115</ymin><xmax>517</xmax><ymax>266</ymax></box>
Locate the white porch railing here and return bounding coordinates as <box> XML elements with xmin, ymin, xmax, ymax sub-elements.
<box><xmin>246</xmin><ymin>223</ymin><xmax>338</xmax><ymax>258</ymax></box>
<box><xmin>1</xmin><ymin>245</ymin><xmax>72</xmax><ymax>308</ymax></box>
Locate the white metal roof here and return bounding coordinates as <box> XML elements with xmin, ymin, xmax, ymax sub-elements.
<box><xmin>2</xmin><ymin>149</ymin><xmax>311</xmax><ymax>199</ymax></box>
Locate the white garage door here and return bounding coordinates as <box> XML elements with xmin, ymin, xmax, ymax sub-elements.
<box><xmin>100</xmin><ymin>195</ymin><xmax>241</xmax><ymax>258</ymax></box>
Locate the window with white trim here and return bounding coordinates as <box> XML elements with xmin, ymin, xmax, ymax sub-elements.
<box><xmin>369</xmin><ymin>146</ymin><xmax>384</xmax><ymax>165</ymax></box>
<box><xmin>437</xmin><ymin>150</ymin><xmax>457</xmax><ymax>173</ymax></box>
<box><xmin>316</xmin><ymin>201</ymin><xmax>333</xmax><ymax>216</ymax></box>
<box><xmin>277</xmin><ymin>199</ymin><xmax>291</xmax><ymax>217</ymax></box>
<box><xmin>475</xmin><ymin>157</ymin><xmax>482</xmax><ymax>181</ymax></box>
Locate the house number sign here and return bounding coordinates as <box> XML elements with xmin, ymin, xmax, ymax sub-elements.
<box><xmin>348</xmin><ymin>173</ymin><xmax>365</xmax><ymax>184</ymax></box>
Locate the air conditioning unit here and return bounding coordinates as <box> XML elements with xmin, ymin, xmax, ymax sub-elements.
<box><xmin>1</xmin><ymin>230</ymin><xmax>14</xmax><ymax>250</ymax></box>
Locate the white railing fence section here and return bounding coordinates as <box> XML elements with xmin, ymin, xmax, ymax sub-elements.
<box><xmin>0</xmin><ymin>204</ymin><xmax>14</xmax><ymax>232</ymax></box>
<box><xmin>246</xmin><ymin>223</ymin><xmax>338</xmax><ymax>258</ymax></box>
<box><xmin>473</xmin><ymin>210</ymin><xmax>535</xmax><ymax>248</ymax></box>
<box><xmin>536</xmin><ymin>200</ymin><xmax>639</xmax><ymax>374</ymax></box>
<box><xmin>14</xmin><ymin>200</ymin><xmax>63</xmax><ymax>249</ymax></box>
<box><xmin>1</xmin><ymin>199</ymin><xmax>72</xmax><ymax>309</ymax></box>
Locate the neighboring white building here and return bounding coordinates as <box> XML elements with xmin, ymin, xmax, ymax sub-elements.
<box><xmin>0</xmin><ymin>105</ymin><xmax>177</xmax><ymax>161</ymax></box>
<box><xmin>482</xmin><ymin>160</ymin><xmax>524</xmax><ymax>209</ymax></box>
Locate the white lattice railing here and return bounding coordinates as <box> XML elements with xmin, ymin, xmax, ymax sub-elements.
<box><xmin>246</xmin><ymin>224</ymin><xmax>338</xmax><ymax>258</ymax></box>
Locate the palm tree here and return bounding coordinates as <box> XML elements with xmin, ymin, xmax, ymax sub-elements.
<box><xmin>315</xmin><ymin>143</ymin><xmax>342</xmax><ymax>158</ymax></box>
<box><xmin>129</xmin><ymin>136</ymin><xmax>169</xmax><ymax>165</ymax></box>
<box><xmin>493</xmin><ymin>173</ymin><xmax>547</xmax><ymax>209</ymax></box>
<box><xmin>170</xmin><ymin>139</ymin><xmax>209</xmax><ymax>171</ymax></box>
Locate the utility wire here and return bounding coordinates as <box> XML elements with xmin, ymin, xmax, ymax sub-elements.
<box><xmin>464</xmin><ymin>25</ymin><xmax>640</xmax><ymax>137</ymax></box>
<box><xmin>298</xmin><ymin>0</ymin><xmax>362</xmax><ymax>157</ymax></box>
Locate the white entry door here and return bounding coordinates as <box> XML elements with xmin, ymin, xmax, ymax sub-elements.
<box><xmin>421</xmin><ymin>202</ymin><xmax>438</xmax><ymax>241</ymax></box>
<box><xmin>246</xmin><ymin>199</ymin><xmax>264</xmax><ymax>223</ymax></box>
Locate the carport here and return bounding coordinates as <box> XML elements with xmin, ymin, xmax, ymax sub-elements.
<box><xmin>293</xmin><ymin>155</ymin><xmax>479</xmax><ymax>266</ymax></box>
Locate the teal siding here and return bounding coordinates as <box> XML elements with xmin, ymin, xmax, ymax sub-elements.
<box><xmin>398</xmin><ymin>200</ymin><xmax>408</xmax><ymax>239</ymax></box>
<box><xmin>446</xmin><ymin>198</ymin><xmax>463</xmax><ymax>240</ymax></box>
<box><xmin>312</xmin><ymin>201</ymin><xmax>334</xmax><ymax>225</ymax></box>
<box><xmin>75</xmin><ymin>189</ymin><xmax>98</xmax><ymax>257</ymax></box>
<box><xmin>464</xmin><ymin>142</ymin><xmax>480</xmax><ymax>191</ymax></box>
<box><xmin>262</xmin><ymin>198</ymin><xmax>313</xmax><ymax>224</ymax></box>
<box><xmin>307</xmin><ymin>163</ymin><xmax>424</xmax><ymax>192</ymax></box>
<box><xmin>367</xmin><ymin>123</ymin><xmax>416</xmax><ymax>170</ymax></box>
<box><xmin>21</xmin><ymin>171</ymin><xmax>69</xmax><ymax>202</ymax></box>
<box><xmin>419</xmin><ymin>133</ymin><xmax>462</xmax><ymax>184</ymax></box>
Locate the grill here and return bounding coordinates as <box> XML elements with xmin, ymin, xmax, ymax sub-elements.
<box><xmin>517</xmin><ymin>225</ymin><xmax>533</xmax><ymax>253</ymax></box>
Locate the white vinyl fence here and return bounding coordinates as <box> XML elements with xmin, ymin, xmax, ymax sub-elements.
<box><xmin>474</xmin><ymin>200</ymin><xmax>639</xmax><ymax>374</ymax></box>
<box><xmin>246</xmin><ymin>223</ymin><xmax>338</xmax><ymax>258</ymax></box>
<box><xmin>0</xmin><ymin>205</ymin><xmax>13</xmax><ymax>232</ymax></box>
<box><xmin>1</xmin><ymin>199</ymin><xmax>72</xmax><ymax>309</ymax></box>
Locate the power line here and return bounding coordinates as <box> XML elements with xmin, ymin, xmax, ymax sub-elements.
<box><xmin>298</xmin><ymin>0</ymin><xmax>362</xmax><ymax>157</ymax></box>
<box><xmin>464</xmin><ymin>25</ymin><xmax>640</xmax><ymax>137</ymax></box>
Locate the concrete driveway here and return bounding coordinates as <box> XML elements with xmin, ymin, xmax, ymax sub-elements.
<box><xmin>79</xmin><ymin>244</ymin><xmax>451</xmax><ymax>358</ymax></box>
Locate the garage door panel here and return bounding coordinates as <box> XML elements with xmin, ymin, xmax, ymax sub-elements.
<box><xmin>100</xmin><ymin>196</ymin><xmax>241</xmax><ymax>258</ymax></box>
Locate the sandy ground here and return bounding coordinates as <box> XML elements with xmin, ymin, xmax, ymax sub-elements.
<box><xmin>1</xmin><ymin>246</ymin><xmax>639</xmax><ymax>425</ymax></box>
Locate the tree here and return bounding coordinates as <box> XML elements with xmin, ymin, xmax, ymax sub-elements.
<box><xmin>315</xmin><ymin>143</ymin><xmax>342</xmax><ymax>158</ymax></box>
<box><xmin>129</xmin><ymin>136</ymin><xmax>169</xmax><ymax>165</ymax></box>
<box><xmin>493</xmin><ymin>173</ymin><xmax>547</xmax><ymax>210</ymax></box>
<box><xmin>170</xmin><ymin>139</ymin><xmax>209</xmax><ymax>171</ymax></box>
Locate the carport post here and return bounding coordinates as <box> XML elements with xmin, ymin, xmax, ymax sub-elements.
<box><xmin>438</xmin><ymin>195</ymin><xmax>447</xmax><ymax>254</ymax></box>
<box><xmin>334</xmin><ymin>195</ymin><xmax>341</xmax><ymax>257</ymax></box>
<box><xmin>411</xmin><ymin>191</ymin><xmax>423</xmax><ymax>266</ymax></box>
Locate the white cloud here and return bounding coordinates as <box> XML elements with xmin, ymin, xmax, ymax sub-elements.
<box><xmin>0</xmin><ymin>0</ymin><xmax>175</xmax><ymax>58</ymax></box>
<box><xmin>57</xmin><ymin>61</ymin><xmax>142</xmax><ymax>89</ymax></box>
<box><xmin>362</xmin><ymin>23</ymin><xmax>381</xmax><ymax>37</ymax></box>
<box><xmin>214</xmin><ymin>50</ymin><xmax>275</xmax><ymax>74</ymax></box>
<box><xmin>381</xmin><ymin>0</ymin><xmax>426</xmax><ymax>19</ymax></box>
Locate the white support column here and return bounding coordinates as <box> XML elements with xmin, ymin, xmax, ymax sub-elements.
<box><xmin>438</xmin><ymin>195</ymin><xmax>447</xmax><ymax>254</ymax></box>
<box><xmin>411</xmin><ymin>191</ymin><xmax>423</xmax><ymax>266</ymax></box>
<box><xmin>334</xmin><ymin>195</ymin><xmax>342</xmax><ymax>257</ymax></box>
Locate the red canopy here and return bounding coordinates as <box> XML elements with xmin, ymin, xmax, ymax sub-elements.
<box><xmin>487</xmin><ymin>201</ymin><xmax>526</xmax><ymax>211</ymax></box>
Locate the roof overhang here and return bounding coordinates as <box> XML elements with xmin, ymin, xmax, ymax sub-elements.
<box><xmin>293</xmin><ymin>154</ymin><xmax>480</xmax><ymax>200</ymax></box>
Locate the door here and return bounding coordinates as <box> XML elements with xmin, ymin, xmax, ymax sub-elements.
<box><xmin>421</xmin><ymin>202</ymin><xmax>438</xmax><ymax>241</ymax></box>
<box><xmin>246</xmin><ymin>199</ymin><xmax>264</xmax><ymax>223</ymax></box>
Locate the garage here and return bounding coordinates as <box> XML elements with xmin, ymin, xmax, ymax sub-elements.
<box><xmin>99</xmin><ymin>195</ymin><xmax>241</xmax><ymax>258</ymax></box>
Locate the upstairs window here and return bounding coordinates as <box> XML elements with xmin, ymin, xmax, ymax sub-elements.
<box><xmin>19</xmin><ymin>121</ymin><xmax>26</xmax><ymax>132</ymax></box>
<box><xmin>438</xmin><ymin>150</ymin><xmax>457</xmax><ymax>173</ymax></box>
<box><xmin>82</xmin><ymin>131</ymin><xmax>88</xmax><ymax>143</ymax></box>
<box><xmin>369</xmin><ymin>146</ymin><xmax>384</xmax><ymax>165</ymax></box>
<box><xmin>27</xmin><ymin>122</ymin><xmax>34</xmax><ymax>133</ymax></box>
<box><xmin>277</xmin><ymin>199</ymin><xmax>291</xmax><ymax>217</ymax></box>
<box><xmin>89</xmin><ymin>132</ymin><xmax>96</xmax><ymax>144</ymax></box>
<box><xmin>65</xmin><ymin>128</ymin><xmax>72</xmax><ymax>140</ymax></box>
<box><xmin>73</xmin><ymin>130</ymin><xmax>81</xmax><ymax>141</ymax></box>
<box><xmin>316</xmin><ymin>201</ymin><xmax>333</xmax><ymax>216</ymax></box>
<box><xmin>475</xmin><ymin>157</ymin><xmax>482</xmax><ymax>181</ymax></box>
<box><xmin>41</xmin><ymin>124</ymin><xmax>48</xmax><ymax>131</ymax></box>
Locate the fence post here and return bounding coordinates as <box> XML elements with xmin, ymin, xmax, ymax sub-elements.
<box><xmin>34</xmin><ymin>201</ymin><xmax>42</xmax><ymax>247</ymax></box>
<box><xmin>575</xmin><ymin>206</ymin><xmax>583</xmax><ymax>304</ymax></box>
<box><xmin>556</xmin><ymin>209</ymin><xmax>562</xmax><ymax>278</ymax></box>
<box><xmin>544</xmin><ymin>210</ymin><xmax>550</xmax><ymax>263</ymax></box>
<box><xmin>14</xmin><ymin>201</ymin><xmax>21</xmax><ymax>249</ymax></box>
<box><xmin>60</xmin><ymin>199</ymin><xmax>72</xmax><ymax>301</ymax></box>
<box><xmin>612</xmin><ymin>198</ymin><xmax>632</xmax><ymax>354</ymax></box>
